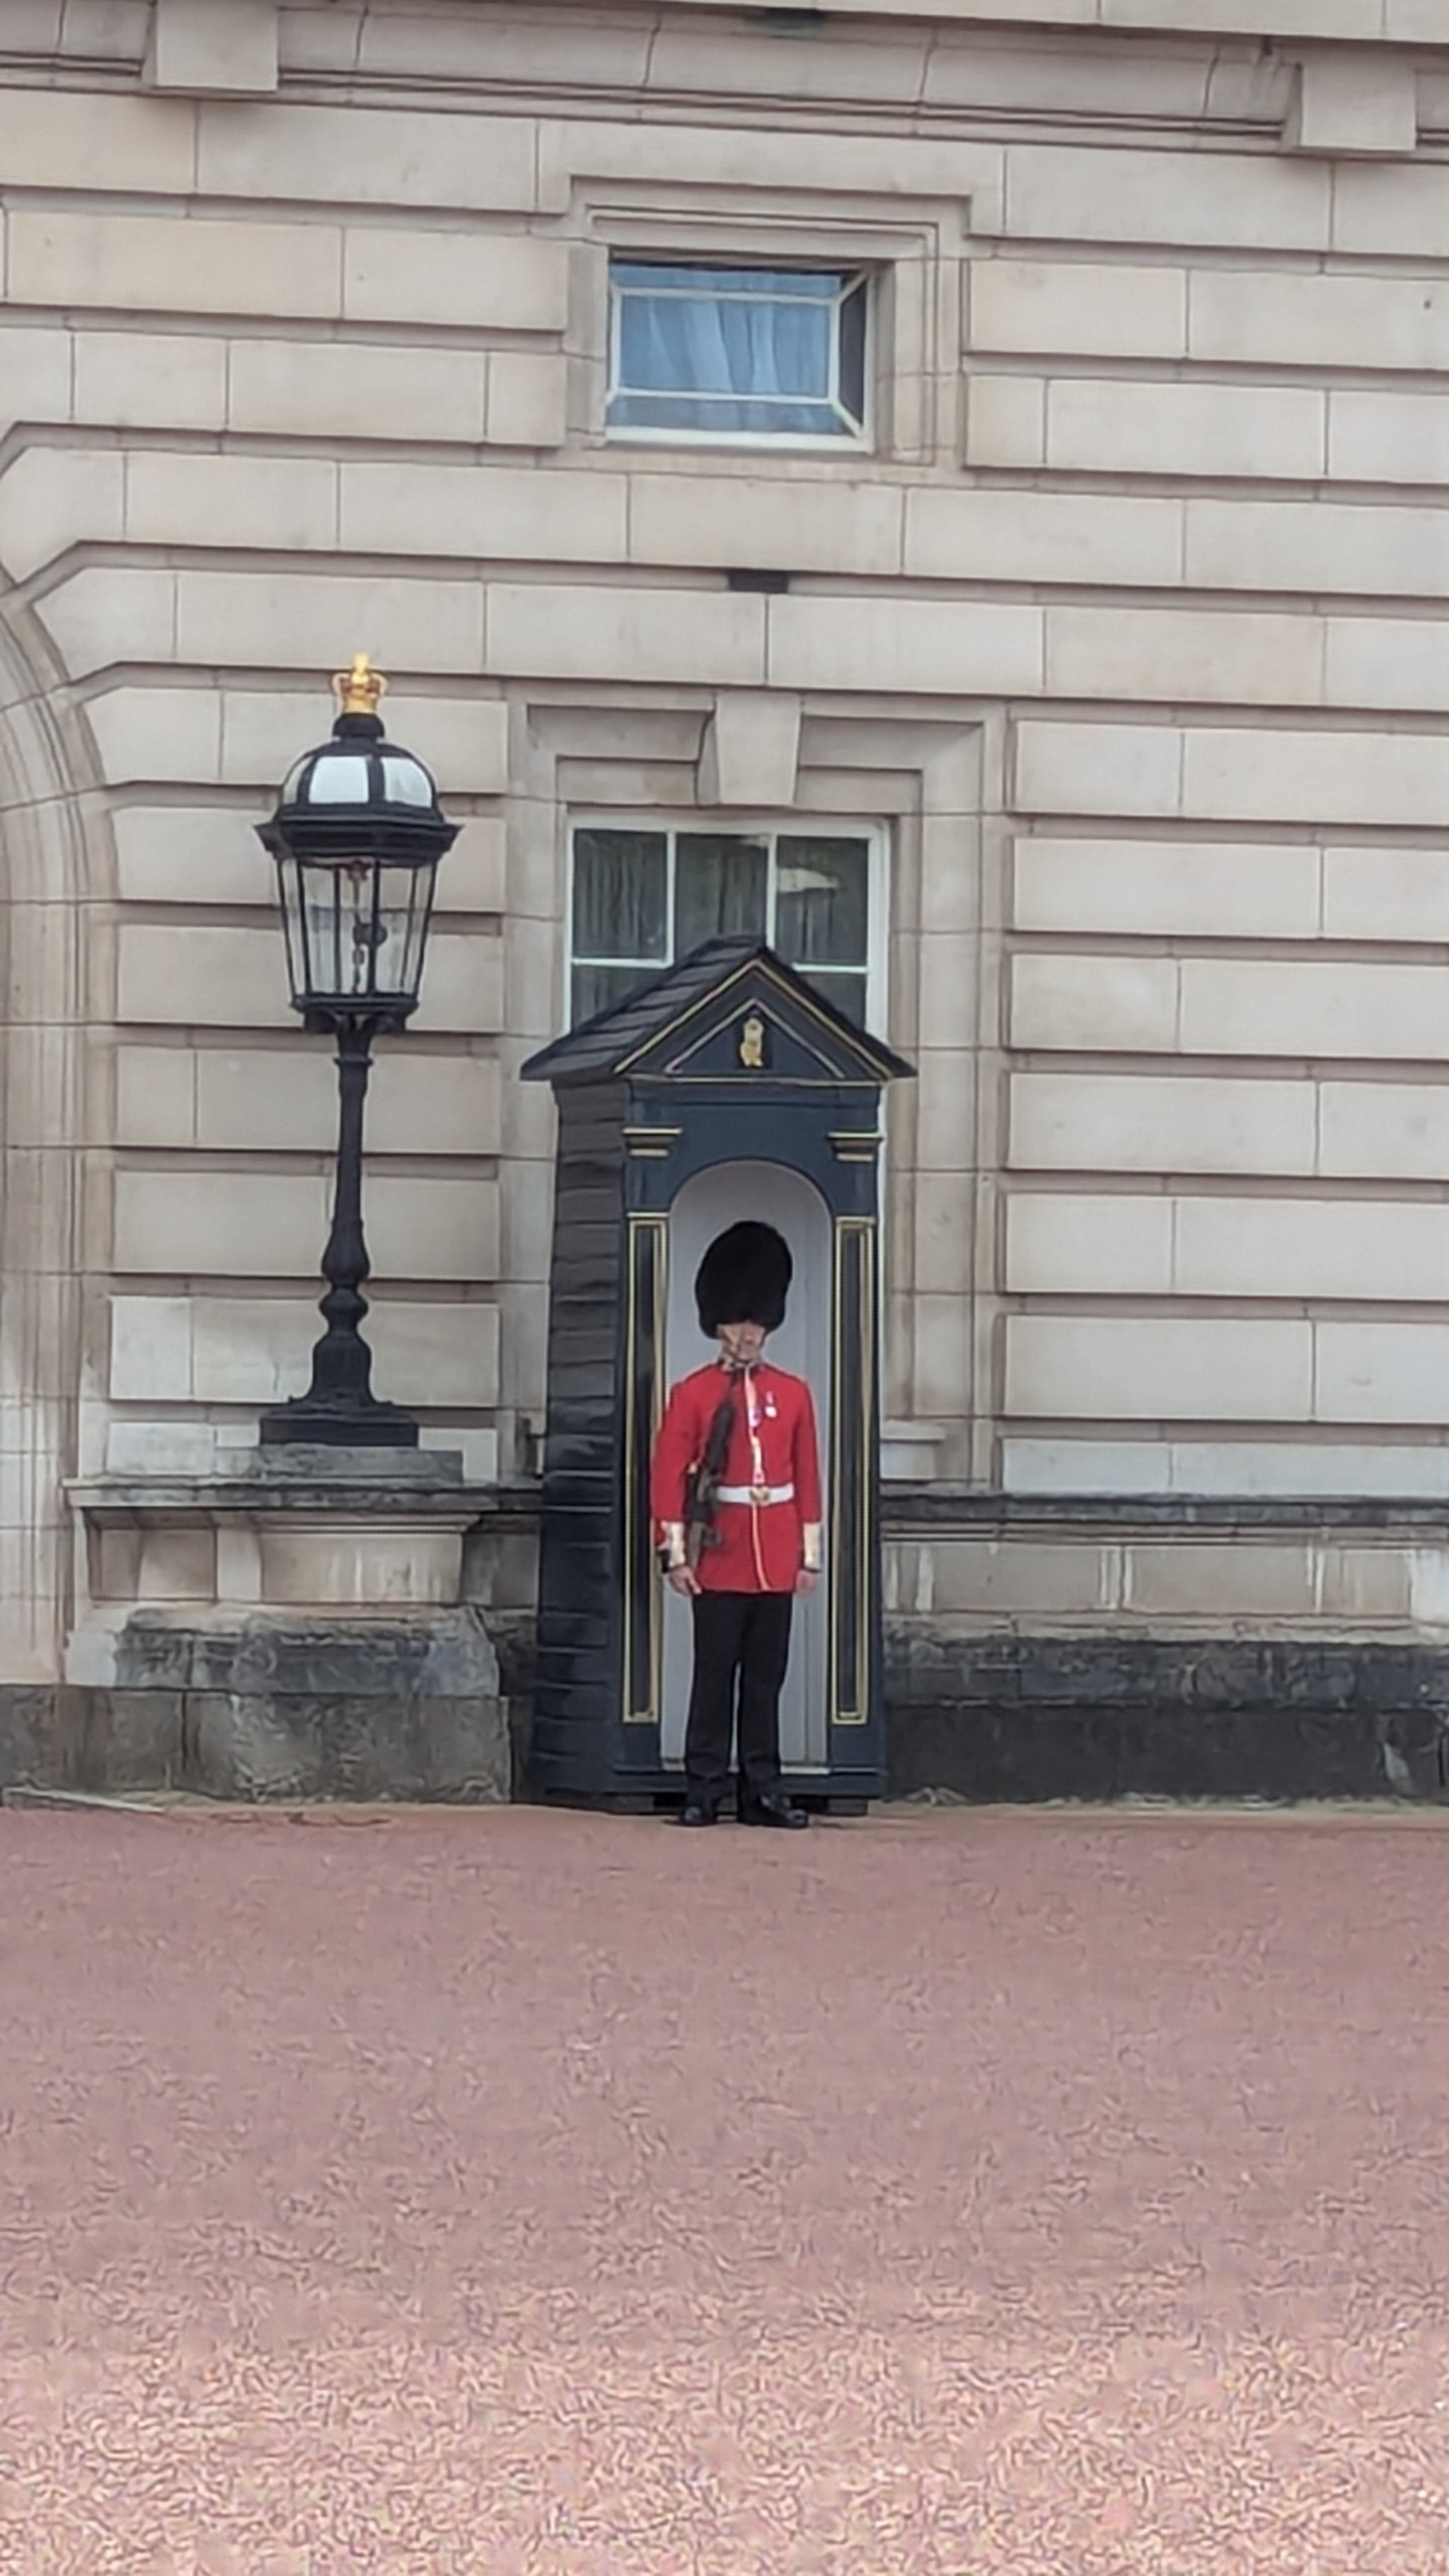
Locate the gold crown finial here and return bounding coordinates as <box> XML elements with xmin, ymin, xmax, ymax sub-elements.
<box><xmin>333</xmin><ymin>653</ymin><xmax>387</xmax><ymax>719</ymax></box>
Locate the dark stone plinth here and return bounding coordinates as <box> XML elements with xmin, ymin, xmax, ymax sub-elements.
<box><xmin>884</xmin><ymin>1627</ymin><xmax>1449</xmax><ymax>1805</ymax></box>
<box><xmin>1</xmin><ymin>1610</ymin><xmax>509</xmax><ymax>1804</ymax></box>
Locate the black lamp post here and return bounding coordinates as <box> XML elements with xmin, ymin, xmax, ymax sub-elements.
<box><xmin>257</xmin><ymin>655</ymin><xmax>458</xmax><ymax>1449</ymax></box>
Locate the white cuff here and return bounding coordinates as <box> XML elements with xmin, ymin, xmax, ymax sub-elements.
<box><xmin>801</xmin><ymin>1523</ymin><xmax>823</xmax><ymax>1572</ymax></box>
<box><xmin>662</xmin><ymin>1522</ymin><xmax>688</xmax><ymax>1569</ymax></box>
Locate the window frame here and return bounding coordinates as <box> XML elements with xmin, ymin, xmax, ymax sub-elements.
<box><xmin>565</xmin><ymin>814</ymin><xmax>891</xmax><ymax>1035</ymax></box>
<box><xmin>604</xmin><ymin>258</ymin><xmax>875</xmax><ymax>454</ymax></box>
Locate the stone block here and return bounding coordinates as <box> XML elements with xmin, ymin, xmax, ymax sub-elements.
<box><xmin>1179</xmin><ymin>958</ymin><xmax>1449</xmax><ymax>1061</ymax></box>
<box><xmin>1012</xmin><ymin>720</ymin><xmax>1182</xmax><ymax>819</ymax></box>
<box><xmin>196</xmin><ymin>100</ymin><xmax>538</xmax><ymax>214</ymax></box>
<box><xmin>193</xmin><ymin>1046</ymin><xmax>500</xmax><ymax>1157</ymax></box>
<box><xmin>1005</xmin><ymin>1191</ymin><xmax>1174</xmax><ymax>1294</ymax></box>
<box><xmin>0</xmin><ymin>325</ymin><xmax>73</xmax><ymax>434</ymax></box>
<box><xmin>485</xmin><ymin>352</ymin><xmax>568</xmax><ymax>448</ymax></box>
<box><xmin>1009</xmin><ymin>953</ymin><xmax>1179</xmax><ymax>1053</ymax></box>
<box><xmin>1046</xmin><ymin>603</ymin><xmax>1324</xmax><ymax>710</ymax></box>
<box><xmin>962</xmin><ymin>373</ymin><xmax>1045</xmax><ymax>468</ymax></box>
<box><xmin>1012</xmin><ymin>838</ymin><xmax>1321</xmax><ymax>939</ymax></box>
<box><xmin>0</xmin><ymin>86</ymin><xmax>196</xmax><ymax>195</ymax></box>
<box><xmin>113</xmin><ymin>1169</ymin><xmax>328</xmax><ymax>1277</ymax></box>
<box><xmin>412</xmin><ymin>932</ymin><xmax>504</xmax><ymax>1036</ymax></box>
<box><xmin>117</xmin><ymin>925</ymin><xmax>287</xmax><ymax>1027</ymax></box>
<box><xmin>486</xmin><ymin>582</ymin><xmax>766</xmax><ymax>687</ymax></box>
<box><xmin>342</xmin><ymin>228</ymin><xmax>568</xmax><ymax>331</ymax></box>
<box><xmin>176</xmin><ymin>567</ymin><xmax>485</xmax><ymax>676</ymax></box>
<box><xmin>1190</xmin><ymin>267</ymin><xmax>1445</xmax><ymax>374</ymax></box>
<box><xmin>256</xmin><ymin>1522</ymin><xmax>465</xmax><ymax>1608</ymax></box>
<box><xmin>1046</xmin><ymin>377</ymin><xmax>1326</xmax><ymax>480</ymax></box>
<box><xmin>35</xmin><ymin>567</ymin><xmax>177</xmax><ymax>678</ymax></box>
<box><xmin>1184</xmin><ymin>497</ymin><xmax>1449</xmax><ymax>600</ymax></box>
<box><xmin>696</xmin><ymin>691</ymin><xmax>800</xmax><ymax>807</ymax></box>
<box><xmin>137</xmin><ymin>1526</ymin><xmax>217</xmax><ymax>1602</ymax></box>
<box><xmin>149</xmin><ymin>0</ymin><xmax>278</xmax><ymax>93</ymax></box>
<box><xmin>1003</xmin><ymin>139</ymin><xmax>1331</xmax><ymax>253</ymax></box>
<box><xmin>907</xmin><ymin>485</ymin><xmax>1182</xmax><ymax>588</ymax></box>
<box><xmin>88</xmin><ymin>687</ymin><xmax>225</xmax><ymax>789</ymax></box>
<box><xmin>74</xmin><ymin>330</ymin><xmax>229</xmax><ymax>432</ymax></box>
<box><xmin>115</xmin><ymin>1045</ymin><xmax>197</xmax><ymax>1148</ymax></box>
<box><xmin>112</xmin><ymin>807</ymin><xmax>272</xmax><ymax>906</ymax></box>
<box><xmin>104</xmin><ymin>1421</ymin><xmax>219</xmax><ymax>1477</ymax></box>
<box><xmin>125</xmin><ymin>451</ymin><xmax>339</xmax><ymax>554</ymax></box>
<box><xmin>1288</xmin><ymin>50</ymin><xmax>1416</xmax><ymax>157</ymax></box>
<box><xmin>630</xmin><ymin>472</ymin><xmax>905</xmax><ymax>577</ymax></box>
<box><xmin>927</xmin><ymin>1537</ymin><xmax>1116</xmax><ymax>1617</ymax></box>
<box><xmin>1123</xmin><ymin>1542</ymin><xmax>1316</xmax><ymax>1619</ymax></box>
<box><xmin>1180</xmin><ymin>727</ymin><xmax>1449</xmax><ymax>828</ymax></box>
<box><xmin>1325</xmin><ymin>616</ymin><xmax>1449</xmax><ymax>714</ymax></box>
<box><xmin>1000</xmin><ymin>1438</ymin><xmax>1172</xmax><ymax>1495</ymax></box>
<box><xmin>110</xmin><ymin>1298</ymin><xmax>193</xmax><ymax>1402</ymax></box>
<box><xmin>228</xmin><ymin>338</ymin><xmax>488</xmax><ymax>444</ymax></box>
<box><xmin>366</xmin><ymin>1175</ymin><xmax>500</xmax><ymax>1284</ymax></box>
<box><xmin>339</xmin><ymin>461</ymin><xmax>628</xmax><ymax>567</ymax></box>
<box><xmin>439</xmin><ymin>819</ymin><xmax>507</xmax><ymax>914</ymax></box>
<box><xmin>1004</xmin><ymin>1314</ymin><xmax>1314</xmax><ymax>1421</ymax></box>
<box><xmin>1173</xmin><ymin>1194</ymin><xmax>1449</xmax><ymax>1302</ymax></box>
<box><xmin>1165</xmin><ymin>1441</ymin><xmax>1449</xmax><ymax>1499</ymax></box>
<box><xmin>1319</xmin><ymin>1082</ymin><xmax>1449</xmax><ymax>1182</ymax></box>
<box><xmin>0</xmin><ymin>446</ymin><xmax>123</xmax><ymax>582</ymax></box>
<box><xmin>1322</xmin><ymin>848</ymin><xmax>1449</xmax><ymax>944</ymax></box>
<box><xmin>1008</xmin><ymin>1072</ymin><xmax>1317</xmax><ymax>1177</ymax></box>
<box><xmin>8</xmin><ymin>210</ymin><xmax>342</xmax><ymax>320</ymax></box>
<box><xmin>1315</xmin><ymin>1323</ymin><xmax>1449</xmax><ymax>1426</ymax></box>
<box><xmin>970</xmin><ymin>257</ymin><xmax>1187</xmax><ymax>357</ymax></box>
<box><xmin>1332</xmin><ymin>160</ymin><xmax>1449</xmax><ymax>260</ymax></box>
<box><xmin>1328</xmin><ymin>391</ymin><xmax>1449</xmax><ymax>486</ymax></box>
<box><xmin>768</xmin><ymin>594</ymin><xmax>1044</xmax><ymax>696</ymax></box>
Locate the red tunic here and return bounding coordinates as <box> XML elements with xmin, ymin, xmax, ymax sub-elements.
<box><xmin>650</xmin><ymin>1361</ymin><xmax>823</xmax><ymax>1594</ymax></box>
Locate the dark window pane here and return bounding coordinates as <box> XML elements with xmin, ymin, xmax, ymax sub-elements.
<box><xmin>798</xmin><ymin>968</ymin><xmax>869</xmax><ymax>1027</ymax></box>
<box><xmin>838</xmin><ymin>279</ymin><xmax>868</xmax><ymax>428</ymax></box>
<box><xmin>572</xmin><ymin>829</ymin><xmax>667</xmax><ymax>963</ymax></box>
<box><xmin>570</xmin><ymin>960</ymin><xmax>654</xmax><ymax>1027</ymax></box>
<box><xmin>775</xmin><ymin>838</ymin><xmax>870</xmax><ymax>969</ymax></box>
<box><xmin>674</xmin><ymin>835</ymin><xmax>768</xmax><ymax>956</ymax></box>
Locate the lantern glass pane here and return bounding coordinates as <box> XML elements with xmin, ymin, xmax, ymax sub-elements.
<box><xmin>381</xmin><ymin>756</ymin><xmax>434</xmax><ymax>809</ymax></box>
<box><xmin>304</xmin><ymin>753</ymin><xmax>373</xmax><ymax>804</ymax></box>
<box><xmin>373</xmin><ymin>859</ymin><xmax>437</xmax><ymax>1002</ymax></box>
<box><xmin>277</xmin><ymin>855</ymin><xmax>308</xmax><ymax>1005</ymax></box>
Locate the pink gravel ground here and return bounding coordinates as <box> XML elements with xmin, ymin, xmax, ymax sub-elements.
<box><xmin>3</xmin><ymin>1800</ymin><xmax>1449</xmax><ymax>2572</ymax></box>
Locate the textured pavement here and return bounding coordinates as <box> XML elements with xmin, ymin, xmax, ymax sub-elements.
<box><xmin>4</xmin><ymin>1798</ymin><xmax>1449</xmax><ymax>2572</ymax></box>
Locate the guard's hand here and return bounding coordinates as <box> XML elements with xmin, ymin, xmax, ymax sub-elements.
<box><xmin>667</xmin><ymin>1566</ymin><xmax>701</xmax><ymax>1597</ymax></box>
<box><xmin>795</xmin><ymin>1570</ymin><xmax>819</xmax><ymax>1597</ymax></box>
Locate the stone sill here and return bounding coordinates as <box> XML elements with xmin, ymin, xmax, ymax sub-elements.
<box><xmin>67</xmin><ymin>1472</ymin><xmax>543</xmax><ymax>1526</ymax></box>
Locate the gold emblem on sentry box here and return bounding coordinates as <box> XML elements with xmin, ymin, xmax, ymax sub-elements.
<box><xmin>739</xmin><ymin>1011</ymin><xmax>766</xmax><ymax>1068</ymax></box>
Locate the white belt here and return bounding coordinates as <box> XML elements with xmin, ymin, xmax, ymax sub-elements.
<box><xmin>714</xmin><ymin>1483</ymin><xmax>795</xmax><ymax>1506</ymax></box>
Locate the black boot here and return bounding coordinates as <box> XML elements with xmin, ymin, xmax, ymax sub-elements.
<box><xmin>737</xmin><ymin>1791</ymin><xmax>809</xmax><ymax>1829</ymax></box>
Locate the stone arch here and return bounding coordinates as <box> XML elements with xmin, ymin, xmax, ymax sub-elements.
<box><xmin>0</xmin><ymin>590</ymin><xmax>103</xmax><ymax>1692</ymax></box>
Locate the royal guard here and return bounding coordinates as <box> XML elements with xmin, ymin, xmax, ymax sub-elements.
<box><xmin>650</xmin><ymin>1220</ymin><xmax>822</xmax><ymax>1828</ymax></box>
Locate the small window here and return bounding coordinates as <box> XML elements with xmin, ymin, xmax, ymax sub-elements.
<box><xmin>570</xmin><ymin>824</ymin><xmax>880</xmax><ymax>1027</ymax></box>
<box><xmin>606</xmin><ymin>261</ymin><xmax>869</xmax><ymax>444</ymax></box>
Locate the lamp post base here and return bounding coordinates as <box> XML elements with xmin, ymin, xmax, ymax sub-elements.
<box><xmin>258</xmin><ymin>1399</ymin><xmax>420</xmax><ymax>1450</ymax></box>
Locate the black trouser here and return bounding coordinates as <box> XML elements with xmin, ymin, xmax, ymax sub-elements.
<box><xmin>683</xmin><ymin>1590</ymin><xmax>794</xmax><ymax>1813</ymax></box>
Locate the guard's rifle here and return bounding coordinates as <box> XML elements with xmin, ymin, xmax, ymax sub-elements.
<box><xmin>682</xmin><ymin>1367</ymin><xmax>744</xmax><ymax>1573</ymax></box>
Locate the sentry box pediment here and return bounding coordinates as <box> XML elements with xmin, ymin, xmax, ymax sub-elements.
<box><xmin>521</xmin><ymin>936</ymin><xmax>914</xmax><ymax>1815</ymax></box>
<box><xmin>522</xmin><ymin>934</ymin><xmax>913</xmax><ymax>1093</ymax></box>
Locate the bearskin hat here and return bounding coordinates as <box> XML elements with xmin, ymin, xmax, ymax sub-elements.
<box><xmin>694</xmin><ymin>1220</ymin><xmax>793</xmax><ymax>1336</ymax></box>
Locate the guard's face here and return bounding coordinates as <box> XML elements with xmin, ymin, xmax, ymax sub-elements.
<box><xmin>717</xmin><ymin>1322</ymin><xmax>767</xmax><ymax>1366</ymax></box>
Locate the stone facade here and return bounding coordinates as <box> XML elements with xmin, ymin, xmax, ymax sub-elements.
<box><xmin>6</xmin><ymin>0</ymin><xmax>1449</xmax><ymax>1797</ymax></box>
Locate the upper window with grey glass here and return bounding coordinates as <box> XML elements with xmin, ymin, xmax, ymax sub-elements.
<box><xmin>606</xmin><ymin>260</ymin><xmax>870</xmax><ymax>444</ymax></box>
